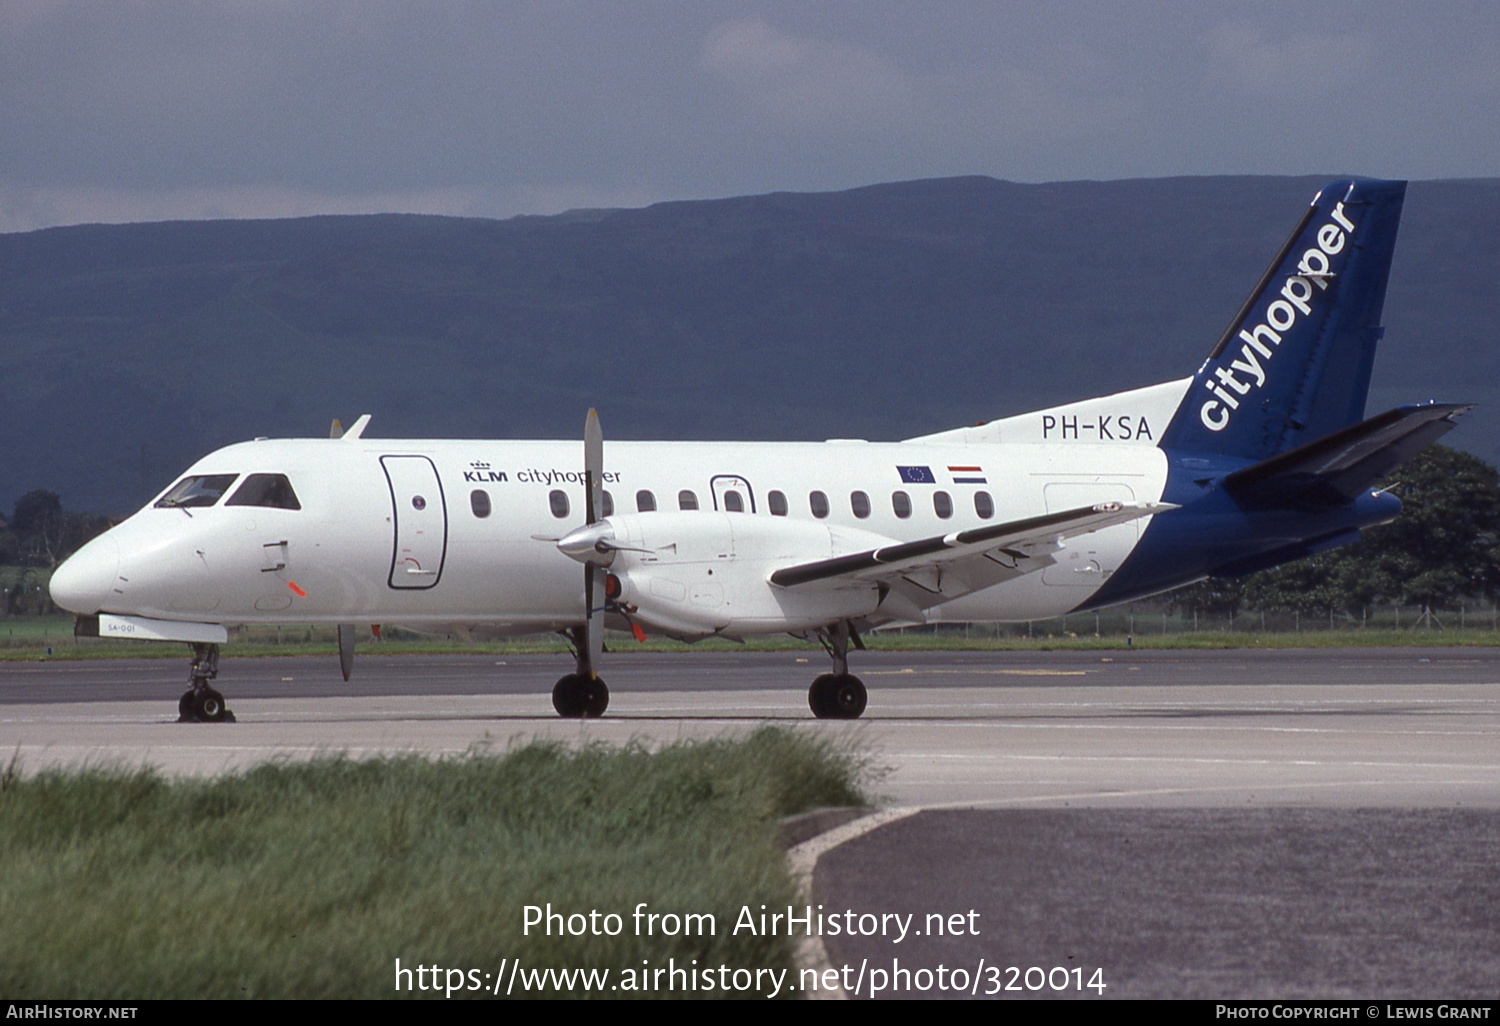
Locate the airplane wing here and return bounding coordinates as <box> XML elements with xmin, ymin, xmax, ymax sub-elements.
<box><xmin>768</xmin><ymin>501</ymin><xmax>1174</xmax><ymax>607</ymax></box>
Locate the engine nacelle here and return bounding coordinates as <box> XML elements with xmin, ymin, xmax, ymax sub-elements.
<box><xmin>597</xmin><ymin>512</ymin><xmax>891</xmax><ymax>638</ymax></box>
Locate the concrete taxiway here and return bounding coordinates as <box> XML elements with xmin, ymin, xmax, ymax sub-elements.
<box><xmin>1</xmin><ymin>648</ymin><xmax>1496</xmax><ymax>808</ymax></box>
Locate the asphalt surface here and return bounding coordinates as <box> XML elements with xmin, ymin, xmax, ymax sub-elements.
<box><xmin>812</xmin><ymin>807</ymin><xmax>1500</xmax><ymax>999</ymax></box>
<box><xmin>7</xmin><ymin>644</ymin><xmax>1500</xmax><ymax>702</ymax></box>
<box><xmin>2</xmin><ymin>646</ymin><xmax>1497</xmax><ymax>999</ymax></box>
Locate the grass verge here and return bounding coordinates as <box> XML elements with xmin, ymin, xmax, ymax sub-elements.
<box><xmin>0</xmin><ymin>728</ymin><xmax>872</xmax><ymax>999</ymax></box>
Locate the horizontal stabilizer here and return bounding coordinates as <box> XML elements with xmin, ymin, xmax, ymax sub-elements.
<box><xmin>770</xmin><ymin>501</ymin><xmax>1173</xmax><ymax>589</ymax></box>
<box><xmin>1222</xmin><ymin>402</ymin><xmax>1471</xmax><ymax>508</ymax></box>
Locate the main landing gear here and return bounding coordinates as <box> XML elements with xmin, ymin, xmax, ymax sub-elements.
<box><xmin>807</xmin><ymin>621</ymin><xmax>867</xmax><ymax>720</ymax></box>
<box><xmin>178</xmin><ymin>642</ymin><xmax>235</xmax><ymax>723</ymax></box>
<box><xmin>553</xmin><ymin>626</ymin><xmax>609</xmax><ymax>718</ymax></box>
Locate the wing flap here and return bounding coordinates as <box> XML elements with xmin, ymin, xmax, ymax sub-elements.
<box><xmin>768</xmin><ymin>501</ymin><xmax>1174</xmax><ymax>590</ymax></box>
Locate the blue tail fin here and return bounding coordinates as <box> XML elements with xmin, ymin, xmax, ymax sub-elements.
<box><xmin>1160</xmin><ymin>179</ymin><xmax>1407</xmax><ymax>461</ymax></box>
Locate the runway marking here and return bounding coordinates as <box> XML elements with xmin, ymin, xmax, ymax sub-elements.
<box><xmin>916</xmin><ymin>777</ymin><xmax>1500</xmax><ymax>808</ymax></box>
<box><xmin>866</xmin><ymin>668</ymin><xmax>1089</xmax><ymax>676</ymax></box>
<box><xmin>833</xmin><ymin>713</ymin><xmax>1500</xmax><ymax>727</ymax></box>
<box><xmin>887</xmin><ymin>752</ymin><xmax>1500</xmax><ymax>771</ymax></box>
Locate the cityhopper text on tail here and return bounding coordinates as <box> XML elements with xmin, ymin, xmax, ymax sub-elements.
<box><xmin>51</xmin><ymin>179</ymin><xmax>1468</xmax><ymax>721</ymax></box>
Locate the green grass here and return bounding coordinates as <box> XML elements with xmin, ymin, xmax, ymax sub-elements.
<box><xmin>0</xmin><ymin>728</ymin><xmax>872</xmax><ymax>999</ymax></box>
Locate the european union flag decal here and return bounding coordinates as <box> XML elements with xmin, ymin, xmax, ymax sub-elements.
<box><xmin>897</xmin><ymin>465</ymin><xmax>936</xmax><ymax>484</ymax></box>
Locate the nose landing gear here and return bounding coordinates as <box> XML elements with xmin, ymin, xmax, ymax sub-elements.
<box><xmin>177</xmin><ymin>642</ymin><xmax>235</xmax><ymax>723</ymax></box>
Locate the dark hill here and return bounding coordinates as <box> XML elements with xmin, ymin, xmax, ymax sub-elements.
<box><xmin>1</xmin><ymin>175</ymin><xmax>1495</xmax><ymax>514</ymax></box>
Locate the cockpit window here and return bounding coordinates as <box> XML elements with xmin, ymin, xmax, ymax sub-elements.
<box><xmin>226</xmin><ymin>473</ymin><xmax>302</xmax><ymax>510</ymax></box>
<box><xmin>155</xmin><ymin>474</ymin><xmax>239</xmax><ymax>509</ymax></box>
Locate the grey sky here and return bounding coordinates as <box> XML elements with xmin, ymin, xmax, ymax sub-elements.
<box><xmin>2</xmin><ymin>1</ymin><xmax>1497</xmax><ymax>232</ymax></box>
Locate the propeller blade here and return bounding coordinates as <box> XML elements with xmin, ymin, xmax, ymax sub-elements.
<box><xmin>585</xmin><ymin>408</ymin><xmax>604</xmax><ymax>525</ymax></box>
<box><xmin>330</xmin><ymin>418</ymin><xmax>344</xmax><ymax>439</ymax></box>
<box><xmin>337</xmin><ymin>624</ymin><xmax>355</xmax><ymax>681</ymax></box>
<box><xmin>584</xmin><ymin>563</ymin><xmax>605</xmax><ymax>678</ymax></box>
<box><xmin>575</xmin><ymin>408</ymin><xmax>608</xmax><ymax>682</ymax></box>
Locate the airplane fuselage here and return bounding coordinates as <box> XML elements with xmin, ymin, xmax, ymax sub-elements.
<box><xmin>57</xmin><ymin>434</ymin><xmax>1179</xmax><ymax>634</ymax></box>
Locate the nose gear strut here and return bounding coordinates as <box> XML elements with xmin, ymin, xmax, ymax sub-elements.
<box><xmin>178</xmin><ymin>642</ymin><xmax>234</xmax><ymax>723</ymax></box>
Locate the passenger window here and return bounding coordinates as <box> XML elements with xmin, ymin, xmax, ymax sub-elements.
<box><xmin>934</xmin><ymin>491</ymin><xmax>953</xmax><ymax>519</ymax></box>
<box><xmin>678</xmin><ymin>490</ymin><xmax>699</xmax><ymax>511</ymax></box>
<box><xmin>549</xmin><ymin>490</ymin><xmax>570</xmax><ymax>518</ymax></box>
<box><xmin>602</xmin><ymin>490</ymin><xmax>614</xmax><ymax>517</ymax></box>
<box><xmin>974</xmin><ymin>491</ymin><xmax>995</xmax><ymax>519</ymax></box>
<box><xmin>225</xmin><ymin>473</ymin><xmax>301</xmax><ymax>510</ymax></box>
<box><xmin>892</xmin><ymin>491</ymin><xmax>912</xmax><ymax>519</ymax></box>
<box><xmin>723</xmin><ymin>490</ymin><xmax>744</xmax><ymax>513</ymax></box>
<box><xmin>156</xmin><ymin>474</ymin><xmax>239</xmax><ymax>509</ymax></box>
<box><xmin>850</xmin><ymin>491</ymin><xmax>871</xmax><ymax>519</ymax></box>
<box><xmin>636</xmin><ymin>489</ymin><xmax>656</xmax><ymax>512</ymax></box>
<box><xmin>768</xmin><ymin>490</ymin><xmax>789</xmax><ymax>516</ymax></box>
<box><xmin>809</xmin><ymin>491</ymin><xmax>830</xmax><ymax>518</ymax></box>
<box><xmin>470</xmin><ymin>489</ymin><xmax>491</xmax><ymax>518</ymax></box>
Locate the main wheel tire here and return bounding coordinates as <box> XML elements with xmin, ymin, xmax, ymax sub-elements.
<box><xmin>178</xmin><ymin>689</ymin><xmax>197</xmax><ymax>721</ymax></box>
<box><xmin>828</xmin><ymin>674</ymin><xmax>867</xmax><ymax>719</ymax></box>
<box><xmin>808</xmin><ymin>673</ymin><xmax>837</xmax><ymax>718</ymax></box>
<box><xmin>193</xmin><ymin>687</ymin><xmax>231</xmax><ymax>723</ymax></box>
<box><xmin>553</xmin><ymin>674</ymin><xmax>585</xmax><ymax>717</ymax></box>
<box><xmin>579</xmin><ymin>677</ymin><xmax>609</xmax><ymax>718</ymax></box>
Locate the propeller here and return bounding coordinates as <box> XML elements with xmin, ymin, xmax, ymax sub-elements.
<box><xmin>555</xmin><ymin>410</ymin><xmax>652</xmax><ymax>685</ymax></box>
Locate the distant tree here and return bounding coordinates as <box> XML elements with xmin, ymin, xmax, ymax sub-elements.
<box><xmin>1241</xmin><ymin>550</ymin><xmax>1377</xmax><ymax>617</ymax></box>
<box><xmin>11</xmin><ymin>490</ymin><xmax>62</xmax><ymax>534</ymax></box>
<box><xmin>5</xmin><ymin>490</ymin><xmax>111</xmax><ymax>570</ymax></box>
<box><xmin>1349</xmin><ymin>445</ymin><xmax>1500</xmax><ymax>609</ymax></box>
<box><xmin>1168</xmin><ymin>576</ymin><xmax>1245</xmax><ymax>619</ymax></box>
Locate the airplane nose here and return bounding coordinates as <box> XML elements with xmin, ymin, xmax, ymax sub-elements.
<box><xmin>49</xmin><ymin>534</ymin><xmax>120</xmax><ymax>615</ymax></box>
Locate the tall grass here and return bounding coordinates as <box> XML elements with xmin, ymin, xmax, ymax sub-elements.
<box><xmin>0</xmin><ymin>729</ymin><xmax>871</xmax><ymax>999</ymax></box>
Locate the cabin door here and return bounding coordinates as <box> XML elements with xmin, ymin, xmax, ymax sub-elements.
<box><xmin>381</xmin><ymin>455</ymin><xmax>448</xmax><ymax>589</ymax></box>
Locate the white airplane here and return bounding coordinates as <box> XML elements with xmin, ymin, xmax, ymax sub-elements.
<box><xmin>49</xmin><ymin>179</ymin><xmax>1466</xmax><ymax>722</ymax></box>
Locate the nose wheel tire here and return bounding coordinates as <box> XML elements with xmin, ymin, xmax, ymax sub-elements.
<box><xmin>552</xmin><ymin>674</ymin><xmax>610</xmax><ymax>718</ymax></box>
<box><xmin>808</xmin><ymin>673</ymin><xmax>867</xmax><ymax>720</ymax></box>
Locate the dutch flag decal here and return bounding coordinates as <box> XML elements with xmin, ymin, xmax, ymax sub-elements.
<box><xmin>949</xmin><ymin>465</ymin><xmax>987</xmax><ymax>484</ymax></box>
